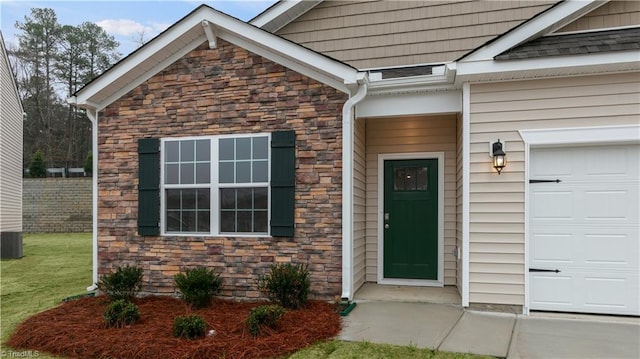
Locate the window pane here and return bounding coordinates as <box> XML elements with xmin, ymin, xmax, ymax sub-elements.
<box><xmin>166</xmin><ymin>190</ymin><xmax>181</xmax><ymax>210</ymax></box>
<box><xmin>220</xmin><ymin>188</ymin><xmax>235</xmax><ymax>210</ymax></box>
<box><xmin>180</xmin><ymin>163</ymin><xmax>194</xmax><ymax>184</ymax></box>
<box><xmin>405</xmin><ymin>167</ymin><xmax>417</xmax><ymax>190</ymax></box>
<box><xmin>196</xmin><ymin>163</ymin><xmax>210</xmax><ymax>184</ymax></box>
<box><xmin>253</xmin><ymin>161</ymin><xmax>268</xmax><ymax>182</ymax></box>
<box><xmin>197</xmin><ymin>189</ymin><xmax>210</xmax><ymax>210</ymax></box>
<box><xmin>237</xmin><ymin>212</ymin><xmax>252</xmax><ymax>232</ymax></box>
<box><xmin>220</xmin><ymin>211</ymin><xmax>235</xmax><ymax>232</ymax></box>
<box><xmin>236</xmin><ymin>138</ymin><xmax>251</xmax><ymax>160</ymax></box>
<box><xmin>416</xmin><ymin>167</ymin><xmax>428</xmax><ymax>190</ymax></box>
<box><xmin>394</xmin><ymin>168</ymin><xmax>406</xmax><ymax>191</ymax></box>
<box><xmin>219</xmin><ymin>138</ymin><xmax>234</xmax><ymax>161</ymax></box>
<box><xmin>166</xmin><ymin>211</ymin><xmax>181</xmax><ymax>232</ymax></box>
<box><xmin>254</xmin><ymin>211</ymin><xmax>268</xmax><ymax>232</ymax></box>
<box><xmin>180</xmin><ymin>140</ymin><xmax>194</xmax><ymax>161</ymax></box>
<box><xmin>165</xmin><ymin>164</ymin><xmax>179</xmax><ymax>184</ymax></box>
<box><xmin>254</xmin><ymin>187</ymin><xmax>268</xmax><ymax>209</ymax></box>
<box><xmin>197</xmin><ymin>211</ymin><xmax>210</xmax><ymax>232</ymax></box>
<box><xmin>182</xmin><ymin>211</ymin><xmax>196</xmax><ymax>232</ymax></box>
<box><xmin>236</xmin><ymin>162</ymin><xmax>251</xmax><ymax>183</ymax></box>
<box><xmin>165</xmin><ymin>141</ymin><xmax>180</xmax><ymax>162</ymax></box>
<box><xmin>182</xmin><ymin>189</ymin><xmax>196</xmax><ymax>209</ymax></box>
<box><xmin>237</xmin><ymin>188</ymin><xmax>253</xmax><ymax>209</ymax></box>
<box><xmin>252</xmin><ymin>137</ymin><xmax>268</xmax><ymax>160</ymax></box>
<box><xmin>195</xmin><ymin>139</ymin><xmax>210</xmax><ymax>161</ymax></box>
<box><xmin>219</xmin><ymin>162</ymin><xmax>234</xmax><ymax>183</ymax></box>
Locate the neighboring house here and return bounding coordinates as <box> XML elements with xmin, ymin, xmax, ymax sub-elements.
<box><xmin>0</xmin><ymin>31</ymin><xmax>24</xmax><ymax>258</ymax></box>
<box><xmin>69</xmin><ymin>1</ymin><xmax>640</xmax><ymax>316</ymax></box>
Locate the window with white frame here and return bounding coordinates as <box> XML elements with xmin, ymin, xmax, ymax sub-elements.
<box><xmin>161</xmin><ymin>134</ymin><xmax>270</xmax><ymax>235</ymax></box>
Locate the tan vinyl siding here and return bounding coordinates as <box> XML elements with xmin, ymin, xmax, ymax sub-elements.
<box><xmin>276</xmin><ymin>0</ymin><xmax>556</xmax><ymax>69</ymax></box>
<box><xmin>365</xmin><ymin>115</ymin><xmax>458</xmax><ymax>285</ymax></box>
<box><xmin>455</xmin><ymin>113</ymin><xmax>463</xmax><ymax>293</ymax></box>
<box><xmin>468</xmin><ymin>72</ymin><xmax>640</xmax><ymax>306</ymax></box>
<box><xmin>353</xmin><ymin>117</ymin><xmax>367</xmax><ymax>291</ymax></box>
<box><xmin>0</xmin><ymin>40</ymin><xmax>23</xmax><ymax>232</ymax></box>
<box><xmin>556</xmin><ymin>1</ymin><xmax>640</xmax><ymax>33</ymax></box>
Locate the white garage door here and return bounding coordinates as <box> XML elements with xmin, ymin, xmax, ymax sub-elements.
<box><xmin>529</xmin><ymin>144</ymin><xmax>639</xmax><ymax>316</ymax></box>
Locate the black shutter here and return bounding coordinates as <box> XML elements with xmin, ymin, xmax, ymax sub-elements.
<box><xmin>138</xmin><ymin>138</ymin><xmax>160</xmax><ymax>236</ymax></box>
<box><xmin>270</xmin><ymin>131</ymin><xmax>296</xmax><ymax>237</ymax></box>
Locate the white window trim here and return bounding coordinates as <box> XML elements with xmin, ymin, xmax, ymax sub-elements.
<box><xmin>160</xmin><ymin>133</ymin><xmax>271</xmax><ymax>237</ymax></box>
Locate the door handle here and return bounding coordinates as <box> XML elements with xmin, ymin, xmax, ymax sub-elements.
<box><xmin>384</xmin><ymin>224</ymin><xmax>390</xmax><ymax>229</ymax></box>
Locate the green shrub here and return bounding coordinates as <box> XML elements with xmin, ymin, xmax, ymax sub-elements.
<box><xmin>246</xmin><ymin>305</ymin><xmax>285</xmax><ymax>337</ymax></box>
<box><xmin>97</xmin><ymin>265</ymin><xmax>144</xmax><ymax>301</ymax></box>
<box><xmin>174</xmin><ymin>267</ymin><xmax>223</xmax><ymax>309</ymax></box>
<box><xmin>258</xmin><ymin>263</ymin><xmax>310</xmax><ymax>309</ymax></box>
<box><xmin>103</xmin><ymin>299</ymin><xmax>140</xmax><ymax>328</ymax></box>
<box><xmin>173</xmin><ymin>314</ymin><xmax>207</xmax><ymax>340</ymax></box>
<box><xmin>29</xmin><ymin>150</ymin><xmax>46</xmax><ymax>178</ymax></box>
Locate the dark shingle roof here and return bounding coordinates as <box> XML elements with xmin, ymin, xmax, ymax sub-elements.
<box><xmin>495</xmin><ymin>27</ymin><xmax>640</xmax><ymax>60</ymax></box>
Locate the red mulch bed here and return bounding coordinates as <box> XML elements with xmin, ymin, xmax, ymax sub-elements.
<box><xmin>7</xmin><ymin>296</ymin><xmax>342</xmax><ymax>359</ymax></box>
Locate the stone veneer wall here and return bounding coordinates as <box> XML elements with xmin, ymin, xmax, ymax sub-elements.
<box><xmin>98</xmin><ymin>40</ymin><xmax>348</xmax><ymax>300</ymax></box>
<box><xmin>23</xmin><ymin>178</ymin><xmax>92</xmax><ymax>233</ymax></box>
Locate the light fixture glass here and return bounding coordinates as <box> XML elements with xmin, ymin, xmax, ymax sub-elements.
<box><xmin>492</xmin><ymin>140</ymin><xmax>506</xmax><ymax>175</ymax></box>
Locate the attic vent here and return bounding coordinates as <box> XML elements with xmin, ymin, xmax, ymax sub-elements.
<box><xmin>379</xmin><ymin>65</ymin><xmax>434</xmax><ymax>79</ymax></box>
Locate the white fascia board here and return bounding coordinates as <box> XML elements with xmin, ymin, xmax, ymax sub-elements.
<box><xmin>367</xmin><ymin>65</ymin><xmax>457</xmax><ymax>95</ymax></box>
<box><xmin>97</xmin><ymin>36</ymin><xmax>208</xmax><ymax>111</ymax></box>
<box><xmin>457</xmin><ymin>50</ymin><xmax>640</xmax><ymax>82</ymax></box>
<box><xmin>206</xmin><ymin>7</ymin><xmax>358</xmax><ymax>87</ymax></box>
<box><xmin>220</xmin><ymin>31</ymin><xmax>352</xmax><ymax>94</ymax></box>
<box><xmin>73</xmin><ymin>6</ymin><xmax>357</xmax><ymax>110</ymax></box>
<box><xmin>250</xmin><ymin>0</ymin><xmax>301</xmax><ymax>28</ymax></box>
<box><xmin>462</xmin><ymin>0</ymin><xmax>606</xmax><ymax>62</ymax></box>
<box><xmin>357</xmin><ymin>90</ymin><xmax>461</xmax><ymax>118</ymax></box>
<box><xmin>73</xmin><ymin>14</ymin><xmax>206</xmax><ymax>109</ymax></box>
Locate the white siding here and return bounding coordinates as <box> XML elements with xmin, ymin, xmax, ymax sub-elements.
<box><xmin>468</xmin><ymin>72</ymin><xmax>640</xmax><ymax>306</ymax></box>
<box><xmin>353</xmin><ymin>117</ymin><xmax>367</xmax><ymax>291</ymax></box>
<box><xmin>365</xmin><ymin>115</ymin><xmax>458</xmax><ymax>285</ymax></box>
<box><xmin>0</xmin><ymin>36</ymin><xmax>23</xmax><ymax>233</ymax></box>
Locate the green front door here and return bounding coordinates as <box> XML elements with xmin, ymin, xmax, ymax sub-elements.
<box><xmin>383</xmin><ymin>159</ymin><xmax>438</xmax><ymax>280</ymax></box>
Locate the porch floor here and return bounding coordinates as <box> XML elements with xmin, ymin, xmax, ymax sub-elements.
<box><xmin>353</xmin><ymin>283</ymin><xmax>461</xmax><ymax>305</ymax></box>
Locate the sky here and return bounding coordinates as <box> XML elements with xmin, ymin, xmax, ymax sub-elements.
<box><xmin>1</xmin><ymin>0</ymin><xmax>278</xmax><ymax>57</ymax></box>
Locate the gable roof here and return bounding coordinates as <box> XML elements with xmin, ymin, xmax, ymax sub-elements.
<box><xmin>69</xmin><ymin>4</ymin><xmax>359</xmax><ymax>111</ymax></box>
<box><xmin>456</xmin><ymin>0</ymin><xmax>640</xmax><ymax>82</ymax></box>
<box><xmin>250</xmin><ymin>0</ymin><xmax>321</xmax><ymax>32</ymax></box>
<box><xmin>495</xmin><ymin>27</ymin><xmax>640</xmax><ymax>60</ymax></box>
<box><xmin>0</xmin><ymin>31</ymin><xmax>24</xmax><ymax>113</ymax></box>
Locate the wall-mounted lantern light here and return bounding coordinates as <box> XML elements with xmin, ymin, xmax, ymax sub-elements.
<box><xmin>491</xmin><ymin>139</ymin><xmax>506</xmax><ymax>175</ymax></box>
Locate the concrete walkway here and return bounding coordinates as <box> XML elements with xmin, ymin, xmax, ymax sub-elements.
<box><xmin>340</xmin><ymin>301</ymin><xmax>640</xmax><ymax>358</ymax></box>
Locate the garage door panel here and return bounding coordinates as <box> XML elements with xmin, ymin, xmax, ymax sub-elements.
<box><xmin>530</xmin><ymin>144</ymin><xmax>639</xmax><ymax>316</ymax></box>
<box><xmin>584</xmin><ymin>234</ymin><xmax>635</xmax><ymax>266</ymax></box>
<box><xmin>532</xmin><ymin>191</ymin><xmax>573</xmax><ymax>219</ymax></box>
<box><xmin>531</xmin><ymin>271</ymin><xmax>640</xmax><ymax>315</ymax></box>
<box><xmin>530</xmin><ymin>233</ymin><xmax>573</xmax><ymax>263</ymax></box>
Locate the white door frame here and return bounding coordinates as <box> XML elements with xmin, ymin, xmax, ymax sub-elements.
<box><xmin>377</xmin><ymin>152</ymin><xmax>445</xmax><ymax>287</ymax></box>
<box><xmin>519</xmin><ymin>124</ymin><xmax>640</xmax><ymax>315</ymax></box>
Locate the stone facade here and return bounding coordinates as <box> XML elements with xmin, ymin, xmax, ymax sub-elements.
<box><xmin>23</xmin><ymin>178</ymin><xmax>92</xmax><ymax>233</ymax></box>
<box><xmin>98</xmin><ymin>40</ymin><xmax>347</xmax><ymax>300</ymax></box>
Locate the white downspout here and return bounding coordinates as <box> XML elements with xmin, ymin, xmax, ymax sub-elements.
<box><xmin>85</xmin><ymin>109</ymin><xmax>99</xmax><ymax>291</ymax></box>
<box><xmin>341</xmin><ymin>73</ymin><xmax>368</xmax><ymax>300</ymax></box>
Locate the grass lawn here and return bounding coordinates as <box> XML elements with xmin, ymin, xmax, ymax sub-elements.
<box><xmin>1</xmin><ymin>233</ymin><xmax>92</xmax><ymax>358</ymax></box>
<box><xmin>1</xmin><ymin>234</ymin><xmax>489</xmax><ymax>359</ymax></box>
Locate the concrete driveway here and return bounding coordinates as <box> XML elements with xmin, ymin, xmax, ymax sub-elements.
<box><xmin>340</xmin><ymin>301</ymin><xmax>640</xmax><ymax>358</ymax></box>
